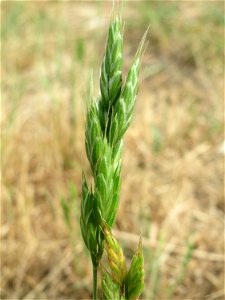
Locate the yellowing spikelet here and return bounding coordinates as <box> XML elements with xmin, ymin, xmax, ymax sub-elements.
<box><xmin>104</xmin><ymin>226</ymin><xmax>127</xmax><ymax>286</ymax></box>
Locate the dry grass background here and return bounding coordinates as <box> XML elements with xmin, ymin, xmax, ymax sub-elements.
<box><xmin>1</xmin><ymin>1</ymin><xmax>224</xmax><ymax>299</ymax></box>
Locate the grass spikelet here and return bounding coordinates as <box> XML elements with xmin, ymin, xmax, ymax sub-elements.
<box><xmin>125</xmin><ymin>239</ymin><xmax>145</xmax><ymax>300</ymax></box>
<box><xmin>102</xmin><ymin>271</ymin><xmax>120</xmax><ymax>300</ymax></box>
<box><xmin>104</xmin><ymin>226</ymin><xmax>127</xmax><ymax>286</ymax></box>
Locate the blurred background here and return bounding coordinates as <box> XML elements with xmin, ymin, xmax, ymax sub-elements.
<box><xmin>1</xmin><ymin>1</ymin><xmax>224</xmax><ymax>299</ymax></box>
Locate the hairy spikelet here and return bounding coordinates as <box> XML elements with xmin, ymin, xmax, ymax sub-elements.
<box><xmin>104</xmin><ymin>226</ymin><xmax>127</xmax><ymax>286</ymax></box>
<box><xmin>125</xmin><ymin>240</ymin><xmax>145</xmax><ymax>300</ymax></box>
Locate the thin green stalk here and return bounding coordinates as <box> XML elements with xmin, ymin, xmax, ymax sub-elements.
<box><xmin>93</xmin><ymin>265</ymin><xmax>98</xmax><ymax>300</ymax></box>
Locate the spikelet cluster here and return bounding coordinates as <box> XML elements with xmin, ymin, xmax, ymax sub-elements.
<box><xmin>102</xmin><ymin>228</ymin><xmax>144</xmax><ymax>300</ymax></box>
<box><xmin>80</xmin><ymin>14</ymin><xmax>146</xmax><ymax>298</ymax></box>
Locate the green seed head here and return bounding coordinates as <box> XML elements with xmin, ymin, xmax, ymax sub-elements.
<box><xmin>80</xmin><ymin>14</ymin><xmax>147</xmax><ymax>272</ymax></box>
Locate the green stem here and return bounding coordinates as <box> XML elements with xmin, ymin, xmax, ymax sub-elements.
<box><xmin>93</xmin><ymin>264</ymin><xmax>98</xmax><ymax>300</ymax></box>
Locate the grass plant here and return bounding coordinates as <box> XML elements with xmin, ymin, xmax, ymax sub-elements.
<box><xmin>80</xmin><ymin>14</ymin><xmax>147</xmax><ymax>299</ymax></box>
<box><xmin>1</xmin><ymin>2</ymin><xmax>224</xmax><ymax>299</ymax></box>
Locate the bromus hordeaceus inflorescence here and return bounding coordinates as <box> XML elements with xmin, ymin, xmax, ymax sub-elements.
<box><xmin>80</xmin><ymin>13</ymin><xmax>147</xmax><ymax>300</ymax></box>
